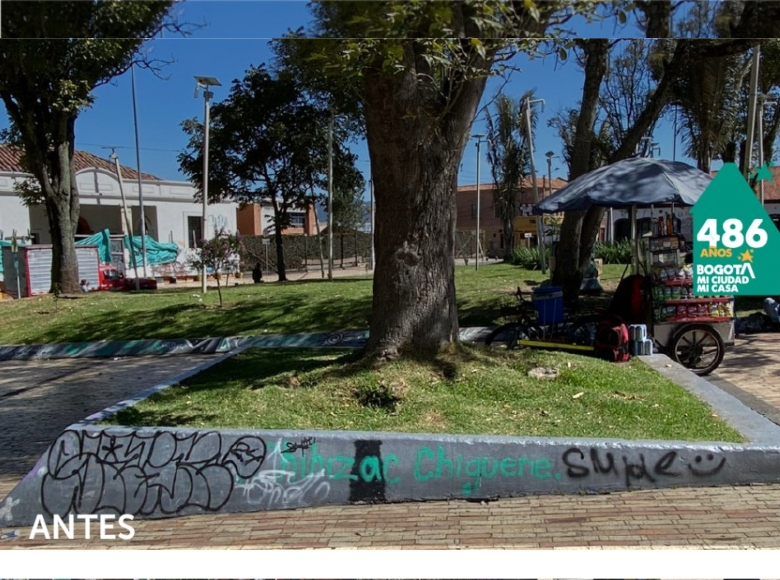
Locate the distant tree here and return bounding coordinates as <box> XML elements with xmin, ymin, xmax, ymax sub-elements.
<box><xmin>485</xmin><ymin>91</ymin><xmax>535</xmax><ymax>257</ymax></box>
<box><xmin>0</xmin><ymin>0</ymin><xmax>182</xmax><ymax>293</ymax></box>
<box><xmin>189</xmin><ymin>228</ymin><xmax>243</xmax><ymax>308</ymax></box>
<box><xmin>178</xmin><ymin>65</ymin><xmax>363</xmax><ymax>282</ymax></box>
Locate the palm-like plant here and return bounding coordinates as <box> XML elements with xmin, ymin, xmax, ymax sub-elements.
<box><xmin>485</xmin><ymin>91</ymin><xmax>535</xmax><ymax>256</ymax></box>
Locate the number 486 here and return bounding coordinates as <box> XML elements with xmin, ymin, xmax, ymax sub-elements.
<box><xmin>696</xmin><ymin>218</ymin><xmax>768</xmax><ymax>249</ymax></box>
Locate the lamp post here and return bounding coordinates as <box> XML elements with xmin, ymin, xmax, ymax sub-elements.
<box><xmin>544</xmin><ymin>151</ymin><xmax>558</xmax><ymax>199</ymax></box>
<box><xmin>524</xmin><ymin>97</ymin><xmax>546</xmax><ymax>273</ymax></box>
<box><xmin>472</xmin><ymin>133</ymin><xmax>486</xmax><ymax>271</ymax></box>
<box><xmin>130</xmin><ymin>64</ymin><xmax>149</xmax><ymax>285</ymax></box>
<box><xmin>327</xmin><ymin>109</ymin><xmax>334</xmax><ymax>281</ymax></box>
<box><xmin>194</xmin><ymin>75</ymin><xmax>222</xmax><ymax>294</ymax></box>
<box><xmin>544</xmin><ymin>151</ymin><xmax>558</xmax><ymax>252</ymax></box>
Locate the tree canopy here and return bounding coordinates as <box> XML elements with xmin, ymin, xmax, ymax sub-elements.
<box><xmin>178</xmin><ymin>64</ymin><xmax>363</xmax><ymax>282</ymax></box>
<box><xmin>0</xmin><ymin>0</ymin><xmax>180</xmax><ymax>293</ymax></box>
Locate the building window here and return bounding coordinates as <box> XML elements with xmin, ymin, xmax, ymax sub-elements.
<box><xmin>289</xmin><ymin>212</ymin><xmax>306</xmax><ymax>228</ymax></box>
<box><xmin>471</xmin><ymin>204</ymin><xmax>477</xmax><ymax>219</ymax></box>
<box><xmin>187</xmin><ymin>216</ymin><xmax>202</xmax><ymax>248</ymax></box>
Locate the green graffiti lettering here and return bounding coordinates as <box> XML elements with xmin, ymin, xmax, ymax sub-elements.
<box><xmin>382</xmin><ymin>454</ymin><xmax>401</xmax><ymax>485</ymax></box>
<box><xmin>481</xmin><ymin>457</ymin><xmax>499</xmax><ymax>479</ymax></box>
<box><xmin>309</xmin><ymin>443</ymin><xmax>326</xmax><ymax>475</ymax></box>
<box><xmin>359</xmin><ymin>456</ymin><xmax>382</xmax><ymax>482</ymax></box>
<box><xmin>533</xmin><ymin>457</ymin><xmax>552</xmax><ymax>479</ymax></box>
<box><xmin>332</xmin><ymin>456</ymin><xmax>358</xmax><ymax>481</ymax></box>
<box><xmin>456</xmin><ymin>454</ymin><xmax>463</xmax><ymax>477</ymax></box>
<box><xmin>500</xmin><ymin>457</ymin><xmax>516</xmax><ymax>477</ymax></box>
<box><xmin>414</xmin><ymin>447</ymin><xmax>435</xmax><ymax>481</ymax></box>
<box><xmin>464</xmin><ymin>458</ymin><xmax>481</xmax><ymax>478</ymax></box>
<box><xmin>435</xmin><ymin>446</ymin><xmax>454</xmax><ymax>478</ymax></box>
<box><xmin>517</xmin><ymin>457</ymin><xmax>532</xmax><ymax>477</ymax></box>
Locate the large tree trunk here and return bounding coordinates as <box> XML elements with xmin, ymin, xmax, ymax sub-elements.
<box><xmin>39</xmin><ymin>118</ymin><xmax>80</xmax><ymax>295</ymax></box>
<box><xmin>363</xmin><ymin>45</ymin><xmax>488</xmax><ymax>357</ymax></box>
<box><xmin>552</xmin><ymin>40</ymin><xmax>609</xmax><ymax>301</ymax></box>
<box><xmin>554</xmin><ymin>38</ymin><xmax>687</xmax><ymax>301</ymax></box>
<box><xmin>502</xmin><ymin>214</ymin><xmax>513</xmax><ymax>256</ymax></box>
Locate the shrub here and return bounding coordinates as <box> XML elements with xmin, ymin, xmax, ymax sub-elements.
<box><xmin>593</xmin><ymin>240</ymin><xmax>631</xmax><ymax>264</ymax></box>
<box><xmin>506</xmin><ymin>246</ymin><xmax>551</xmax><ymax>270</ymax></box>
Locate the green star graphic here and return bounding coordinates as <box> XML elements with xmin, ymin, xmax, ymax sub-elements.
<box><xmin>753</xmin><ymin>161</ymin><xmax>775</xmax><ymax>183</ymax></box>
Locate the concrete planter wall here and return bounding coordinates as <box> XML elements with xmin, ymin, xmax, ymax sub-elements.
<box><xmin>3</xmin><ymin>425</ymin><xmax>780</xmax><ymax>527</ymax></box>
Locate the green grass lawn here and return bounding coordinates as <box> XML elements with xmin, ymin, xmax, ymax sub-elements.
<box><xmin>0</xmin><ymin>263</ymin><xmax>627</xmax><ymax>344</ymax></box>
<box><xmin>109</xmin><ymin>346</ymin><xmax>744</xmax><ymax>442</ymax></box>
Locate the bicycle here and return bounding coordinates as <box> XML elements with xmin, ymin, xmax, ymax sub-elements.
<box><xmin>485</xmin><ymin>287</ymin><xmax>604</xmax><ymax>352</ymax></box>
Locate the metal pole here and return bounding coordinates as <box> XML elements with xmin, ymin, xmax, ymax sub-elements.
<box><xmin>131</xmin><ymin>64</ymin><xmax>149</xmax><ymax>284</ymax></box>
<box><xmin>524</xmin><ymin>99</ymin><xmax>546</xmax><ymax>273</ymax></box>
<box><xmin>369</xmin><ymin>178</ymin><xmax>375</xmax><ymax>271</ymax></box>
<box><xmin>547</xmin><ymin>156</ymin><xmax>552</xmax><ymax>200</ymax></box>
<box><xmin>745</xmin><ymin>44</ymin><xmax>761</xmax><ymax>179</ymax></box>
<box><xmin>200</xmin><ymin>89</ymin><xmax>213</xmax><ymax>293</ymax></box>
<box><xmin>327</xmin><ymin>111</ymin><xmax>334</xmax><ymax>281</ymax></box>
<box><xmin>759</xmin><ymin>95</ymin><xmax>766</xmax><ymax>204</ymax></box>
<box><xmin>112</xmin><ymin>154</ymin><xmax>140</xmax><ymax>289</ymax></box>
<box><xmin>475</xmin><ymin>140</ymin><xmax>481</xmax><ymax>271</ymax></box>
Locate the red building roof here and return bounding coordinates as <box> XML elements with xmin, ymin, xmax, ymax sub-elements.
<box><xmin>0</xmin><ymin>144</ymin><xmax>161</xmax><ymax>182</ymax></box>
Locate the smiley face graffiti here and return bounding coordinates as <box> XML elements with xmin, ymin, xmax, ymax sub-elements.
<box><xmin>688</xmin><ymin>452</ymin><xmax>726</xmax><ymax>476</ymax></box>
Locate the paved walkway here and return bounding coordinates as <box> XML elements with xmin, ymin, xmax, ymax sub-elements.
<box><xmin>0</xmin><ymin>355</ymin><xmax>219</xmax><ymax>485</ymax></box>
<box><xmin>2</xmin><ymin>332</ymin><xmax>780</xmax><ymax>549</ymax></box>
<box><xmin>710</xmin><ymin>334</ymin><xmax>780</xmax><ymax>427</ymax></box>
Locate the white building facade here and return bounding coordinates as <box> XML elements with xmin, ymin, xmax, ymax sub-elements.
<box><xmin>0</xmin><ymin>147</ymin><xmax>238</xmax><ymax>251</ymax></box>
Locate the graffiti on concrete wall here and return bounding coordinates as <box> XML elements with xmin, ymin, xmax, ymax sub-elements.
<box><xmin>4</xmin><ymin>426</ymin><xmax>772</xmax><ymax>528</ymax></box>
<box><xmin>39</xmin><ymin>430</ymin><xmax>268</xmax><ymax>517</ymax></box>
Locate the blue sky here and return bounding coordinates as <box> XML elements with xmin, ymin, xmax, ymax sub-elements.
<box><xmin>1</xmin><ymin>1</ymin><xmax>701</xmax><ymax>196</ymax></box>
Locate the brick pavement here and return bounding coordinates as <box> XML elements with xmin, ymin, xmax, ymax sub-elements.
<box><xmin>710</xmin><ymin>334</ymin><xmax>780</xmax><ymax>426</ymax></box>
<box><xmin>0</xmin><ymin>355</ymin><xmax>220</xmax><ymax>487</ymax></box>
<box><xmin>2</xmin><ymin>484</ymin><xmax>780</xmax><ymax>549</ymax></box>
<box><xmin>2</xmin><ymin>333</ymin><xmax>780</xmax><ymax>549</ymax></box>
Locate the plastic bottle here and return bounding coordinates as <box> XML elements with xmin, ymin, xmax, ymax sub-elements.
<box><xmin>658</xmin><ymin>215</ymin><xmax>665</xmax><ymax>236</ymax></box>
<box><xmin>666</xmin><ymin>212</ymin><xmax>674</xmax><ymax>235</ymax></box>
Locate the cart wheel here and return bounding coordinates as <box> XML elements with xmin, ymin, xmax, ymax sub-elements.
<box><xmin>669</xmin><ymin>323</ymin><xmax>725</xmax><ymax>376</ymax></box>
<box><xmin>484</xmin><ymin>323</ymin><xmax>538</xmax><ymax>350</ymax></box>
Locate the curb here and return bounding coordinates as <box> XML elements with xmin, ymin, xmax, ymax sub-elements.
<box><xmin>643</xmin><ymin>354</ymin><xmax>780</xmax><ymax>445</ymax></box>
<box><xmin>0</xmin><ymin>327</ymin><xmax>494</xmax><ymax>361</ymax></box>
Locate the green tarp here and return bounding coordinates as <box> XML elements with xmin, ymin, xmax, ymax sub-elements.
<box><xmin>0</xmin><ymin>239</ymin><xmax>26</xmax><ymax>278</ymax></box>
<box><xmin>75</xmin><ymin>228</ymin><xmax>179</xmax><ymax>266</ymax></box>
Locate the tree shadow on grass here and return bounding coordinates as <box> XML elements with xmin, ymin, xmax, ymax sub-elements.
<box><xmin>111</xmin><ymin>406</ymin><xmax>220</xmax><ymax>428</ymax></box>
<box><xmin>23</xmin><ymin>289</ymin><xmax>374</xmax><ymax>344</ymax></box>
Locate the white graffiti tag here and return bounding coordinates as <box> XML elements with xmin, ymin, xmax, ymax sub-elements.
<box><xmin>0</xmin><ymin>496</ymin><xmax>20</xmax><ymax>523</ymax></box>
<box><xmin>235</xmin><ymin>470</ymin><xmax>330</xmax><ymax>509</ymax></box>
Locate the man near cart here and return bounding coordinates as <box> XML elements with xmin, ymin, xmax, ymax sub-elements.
<box><xmin>763</xmin><ymin>296</ymin><xmax>780</xmax><ymax>330</ymax></box>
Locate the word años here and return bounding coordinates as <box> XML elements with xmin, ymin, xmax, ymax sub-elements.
<box><xmin>700</xmin><ymin>247</ymin><xmax>732</xmax><ymax>258</ymax></box>
<box><xmin>29</xmin><ymin>514</ymin><xmax>135</xmax><ymax>540</ymax></box>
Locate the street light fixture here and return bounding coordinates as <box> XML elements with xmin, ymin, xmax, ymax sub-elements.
<box><xmin>472</xmin><ymin>133</ymin><xmax>487</xmax><ymax>271</ymax></box>
<box><xmin>544</xmin><ymin>151</ymin><xmax>558</xmax><ymax>199</ymax></box>
<box><xmin>194</xmin><ymin>75</ymin><xmax>222</xmax><ymax>294</ymax></box>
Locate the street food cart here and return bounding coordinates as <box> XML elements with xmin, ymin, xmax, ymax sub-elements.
<box><xmin>535</xmin><ymin>156</ymin><xmax>731</xmax><ymax>375</ymax></box>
